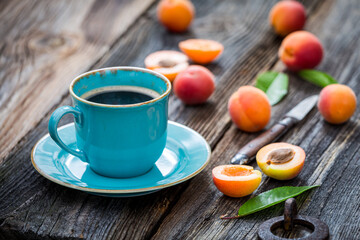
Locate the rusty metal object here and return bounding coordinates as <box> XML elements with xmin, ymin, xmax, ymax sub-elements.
<box><xmin>258</xmin><ymin>198</ymin><xmax>329</xmax><ymax>240</ymax></box>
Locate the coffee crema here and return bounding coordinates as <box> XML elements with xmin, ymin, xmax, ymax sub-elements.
<box><xmin>81</xmin><ymin>86</ymin><xmax>160</xmax><ymax>105</ymax></box>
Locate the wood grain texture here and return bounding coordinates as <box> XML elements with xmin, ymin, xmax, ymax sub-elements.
<box><xmin>150</xmin><ymin>0</ymin><xmax>360</xmax><ymax>239</ymax></box>
<box><xmin>1</xmin><ymin>0</ymin><xmax>360</xmax><ymax>239</ymax></box>
<box><xmin>0</xmin><ymin>0</ymin><xmax>155</xmax><ymax>162</ymax></box>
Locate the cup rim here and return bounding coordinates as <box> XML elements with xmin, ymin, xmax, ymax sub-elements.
<box><xmin>69</xmin><ymin>66</ymin><xmax>171</xmax><ymax>108</ymax></box>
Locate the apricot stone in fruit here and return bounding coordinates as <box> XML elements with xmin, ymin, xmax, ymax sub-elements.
<box><xmin>279</xmin><ymin>31</ymin><xmax>323</xmax><ymax>71</ymax></box>
<box><xmin>269</xmin><ymin>0</ymin><xmax>306</xmax><ymax>36</ymax></box>
<box><xmin>173</xmin><ymin>65</ymin><xmax>215</xmax><ymax>104</ymax></box>
<box><xmin>144</xmin><ymin>50</ymin><xmax>189</xmax><ymax>82</ymax></box>
<box><xmin>212</xmin><ymin>165</ymin><xmax>262</xmax><ymax>198</ymax></box>
<box><xmin>157</xmin><ymin>0</ymin><xmax>195</xmax><ymax>33</ymax></box>
<box><xmin>318</xmin><ymin>84</ymin><xmax>357</xmax><ymax>124</ymax></box>
<box><xmin>228</xmin><ymin>86</ymin><xmax>271</xmax><ymax>132</ymax></box>
<box><xmin>256</xmin><ymin>142</ymin><xmax>305</xmax><ymax>180</ymax></box>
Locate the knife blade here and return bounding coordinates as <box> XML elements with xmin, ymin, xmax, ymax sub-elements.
<box><xmin>231</xmin><ymin>95</ymin><xmax>318</xmax><ymax>165</ymax></box>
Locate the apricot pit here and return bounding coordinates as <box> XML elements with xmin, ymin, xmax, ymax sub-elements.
<box><xmin>257</xmin><ymin>143</ymin><xmax>305</xmax><ymax>180</ymax></box>
<box><xmin>266</xmin><ymin>148</ymin><xmax>295</xmax><ymax>164</ymax></box>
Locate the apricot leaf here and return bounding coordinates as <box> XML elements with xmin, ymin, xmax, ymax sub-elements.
<box><xmin>256</xmin><ymin>71</ymin><xmax>279</xmax><ymax>92</ymax></box>
<box><xmin>298</xmin><ymin>70</ymin><xmax>337</xmax><ymax>87</ymax></box>
<box><xmin>237</xmin><ymin>185</ymin><xmax>319</xmax><ymax>217</ymax></box>
<box><xmin>256</xmin><ymin>72</ymin><xmax>288</xmax><ymax>106</ymax></box>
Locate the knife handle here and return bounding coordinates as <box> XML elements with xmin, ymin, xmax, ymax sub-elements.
<box><xmin>231</xmin><ymin>117</ymin><xmax>297</xmax><ymax>165</ymax></box>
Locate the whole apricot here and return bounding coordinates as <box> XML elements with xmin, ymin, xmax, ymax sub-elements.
<box><xmin>256</xmin><ymin>143</ymin><xmax>305</xmax><ymax>180</ymax></box>
<box><xmin>157</xmin><ymin>0</ymin><xmax>195</xmax><ymax>33</ymax></box>
<box><xmin>212</xmin><ymin>165</ymin><xmax>262</xmax><ymax>198</ymax></box>
<box><xmin>279</xmin><ymin>31</ymin><xmax>323</xmax><ymax>71</ymax></box>
<box><xmin>318</xmin><ymin>84</ymin><xmax>357</xmax><ymax>124</ymax></box>
<box><xmin>269</xmin><ymin>0</ymin><xmax>306</xmax><ymax>36</ymax></box>
<box><xmin>228</xmin><ymin>86</ymin><xmax>271</xmax><ymax>132</ymax></box>
<box><xmin>173</xmin><ymin>65</ymin><xmax>215</xmax><ymax>104</ymax></box>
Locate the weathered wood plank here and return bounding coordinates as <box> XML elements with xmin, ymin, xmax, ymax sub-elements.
<box><xmin>0</xmin><ymin>0</ymin><xmax>295</xmax><ymax>238</ymax></box>
<box><xmin>150</xmin><ymin>0</ymin><xmax>360</xmax><ymax>239</ymax></box>
<box><xmin>1</xmin><ymin>0</ymin><xmax>359</xmax><ymax>239</ymax></box>
<box><xmin>0</xmin><ymin>0</ymin><xmax>156</xmax><ymax>162</ymax></box>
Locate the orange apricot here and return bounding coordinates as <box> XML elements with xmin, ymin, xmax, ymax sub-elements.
<box><xmin>179</xmin><ymin>39</ymin><xmax>224</xmax><ymax>64</ymax></box>
<box><xmin>157</xmin><ymin>0</ymin><xmax>195</xmax><ymax>33</ymax></box>
<box><xmin>279</xmin><ymin>31</ymin><xmax>323</xmax><ymax>71</ymax></box>
<box><xmin>212</xmin><ymin>165</ymin><xmax>262</xmax><ymax>198</ymax></box>
<box><xmin>228</xmin><ymin>86</ymin><xmax>271</xmax><ymax>132</ymax></box>
<box><xmin>173</xmin><ymin>65</ymin><xmax>215</xmax><ymax>104</ymax></box>
<box><xmin>269</xmin><ymin>0</ymin><xmax>306</xmax><ymax>36</ymax></box>
<box><xmin>144</xmin><ymin>50</ymin><xmax>189</xmax><ymax>81</ymax></box>
<box><xmin>318</xmin><ymin>84</ymin><xmax>357</xmax><ymax>124</ymax></box>
<box><xmin>256</xmin><ymin>143</ymin><xmax>305</xmax><ymax>180</ymax></box>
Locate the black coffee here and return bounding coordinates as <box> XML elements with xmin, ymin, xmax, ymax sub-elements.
<box><xmin>86</xmin><ymin>90</ymin><xmax>154</xmax><ymax>105</ymax></box>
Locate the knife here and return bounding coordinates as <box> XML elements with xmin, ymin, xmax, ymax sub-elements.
<box><xmin>231</xmin><ymin>95</ymin><xmax>318</xmax><ymax>165</ymax></box>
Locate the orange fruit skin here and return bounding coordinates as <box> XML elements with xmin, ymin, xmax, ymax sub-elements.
<box><xmin>269</xmin><ymin>0</ymin><xmax>306</xmax><ymax>36</ymax></box>
<box><xmin>173</xmin><ymin>65</ymin><xmax>215</xmax><ymax>104</ymax></box>
<box><xmin>279</xmin><ymin>31</ymin><xmax>323</xmax><ymax>71</ymax></box>
<box><xmin>212</xmin><ymin>165</ymin><xmax>262</xmax><ymax>198</ymax></box>
<box><xmin>157</xmin><ymin>0</ymin><xmax>195</xmax><ymax>33</ymax></box>
<box><xmin>318</xmin><ymin>84</ymin><xmax>357</xmax><ymax>124</ymax></box>
<box><xmin>179</xmin><ymin>39</ymin><xmax>224</xmax><ymax>64</ymax></box>
<box><xmin>256</xmin><ymin>143</ymin><xmax>305</xmax><ymax>180</ymax></box>
<box><xmin>228</xmin><ymin>86</ymin><xmax>271</xmax><ymax>132</ymax></box>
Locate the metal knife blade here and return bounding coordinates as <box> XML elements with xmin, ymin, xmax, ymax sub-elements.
<box><xmin>285</xmin><ymin>95</ymin><xmax>319</xmax><ymax>121</ymax></box>
<box><xmin>230</xmin><ymin>95</ymin><xmax>319</xmax><ymax>165</ymax></box>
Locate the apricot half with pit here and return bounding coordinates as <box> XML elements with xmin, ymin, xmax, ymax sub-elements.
<box><xmin>212</xmin><ymin>165</ymin><xmax>262</xmax><ymax>198</ymax></box>
<box><xmin>144</xmin><ymin>50</ymin><xmax>189</xmax><ymax>81</ymax></box>
<box><xmin>256</xmin><ymin>143</ymin><xmax>305</xmax><ymax>180</ymax></box>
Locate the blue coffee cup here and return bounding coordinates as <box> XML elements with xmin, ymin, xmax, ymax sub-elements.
<box><xmin>48</xmin><ymin>67</ymin><xmax>171</xmax><ymax>178</ymax></box>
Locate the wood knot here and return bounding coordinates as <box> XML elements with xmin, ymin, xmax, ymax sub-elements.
<box><xmin>266</xmin><ymin>148</ymin><xmax>295</xmax><ymax>164</ymax></box>
<box><xmin>29</xmin><ymin>32</ymin><xmax>81</xmax><ymax>56</ymax></box>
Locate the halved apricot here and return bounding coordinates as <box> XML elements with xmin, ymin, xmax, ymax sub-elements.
<box><xmin>179</xmin><ymin>39</ymin><xmax>224</xmax><ymax>64</ymax></box>
<box><xmin>212</xmin><ymin>165</ymin><xmax>262</xmax><ymax>198</ymax></box>
<box><xmin>256</xmin><ymin>143</ymin><xmax>305</xmax><ymax>180</ymax></box>
<box><xmin>144</xmin><ymin>50</ymin><xmax>189</xmax><ymax>81</ymax></box>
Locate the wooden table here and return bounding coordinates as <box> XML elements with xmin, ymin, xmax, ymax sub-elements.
<box><xmin>1</xmin><ymin>0</ymin><xmax>359</xmax><ymax>239</ymax></box>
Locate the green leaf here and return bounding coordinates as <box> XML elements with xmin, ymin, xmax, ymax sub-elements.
<box><xmin>237</xmin><ymin>186</ymin><xmax>319</xmax><ymax>217</ymax></box>
<box><xmin>298</xmin><ymin>70</ymin><xmax>337</xmax><ymax>87</ymax></box>
<box><xmin>266</xmin><ymin>73</ymin><xmax>288</xmax><ymax>105</ymax></box>
<box><xmin>255</xmin><ymin>71</ymin><xmax>279</xmax><ymax>92</ymax></box>
<box><xmin>255</xmin><ymin>71</ymin><xmax>289</xmax><ymax>106</ymax></box>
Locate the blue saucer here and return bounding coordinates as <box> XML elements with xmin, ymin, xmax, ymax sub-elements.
<box><xmin>31</xmin><ymin>121</ymin><xmax>211</xmax><ymax>197</ymax></box>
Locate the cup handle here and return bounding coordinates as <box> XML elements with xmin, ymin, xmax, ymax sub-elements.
<box><xmin>48</xmin><ymin>106</ymin><xmax>86</xmax><ymax>161</ymax></box>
